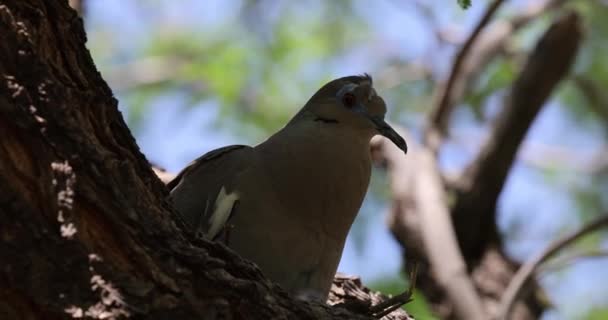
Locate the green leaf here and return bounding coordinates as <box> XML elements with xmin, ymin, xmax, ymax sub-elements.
<box><xmin>458</xmin><ymin>0</ymin><xmax>472</xmax><ymax>9</ymax></box>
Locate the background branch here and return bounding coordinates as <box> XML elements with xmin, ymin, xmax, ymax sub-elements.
<box><xmin>425</xmin><ymin>0</ymin><xmax>505</xmax><ymax>151</ymax></box>
<box><xmin>372</xmin><ymin>5</ymin><xmax>584</xmax><ymax>320</ymax></box>
<box><xmin>425</xmin><ymin>0</ymin><xmax>568</xmax><ymax>152</ymax></box>
<box><xmin>452</xmin><ymin>10</ymin><xmax>583</xmax><ymax>261</ymax></box>
<box><xmin>498</xmin><ymin>214</ymin><xmax>608</xmax><ymax>320</ymax></box>
<box><xmin>372</xmin><ymin>133</ymin><xmax>485</xmax><ymax>320</ymax></box>
<box><xmin>539</xmin><ymin>249</ymin><xmax>608</xmax><ymax>275</ymax></box>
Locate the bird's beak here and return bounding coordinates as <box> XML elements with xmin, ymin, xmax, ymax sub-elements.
<box><xmin>368</xmin><ymin>116</ymin><xmax>408</xmax><ymax>154</ymax></box>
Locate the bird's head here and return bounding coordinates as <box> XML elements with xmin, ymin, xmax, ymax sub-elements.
<box><xmin>291</xmin><ymin>74</ymin><xmax>407</xmax><ymax>154</ymax></box>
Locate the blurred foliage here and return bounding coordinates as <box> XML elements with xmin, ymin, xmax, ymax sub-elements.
<box><xmin>112</xmin><ymin>0</ymin><xmax>371</xmax><ymax>138</ymax></box>
<box><xmin>560</xmin><ymin>1</ymin><xmax>608</xmax><ymax>128</ymax></box>
<box><xmin>585</xmin><ymin>308</ymin><xmax>608</xmax><ymax>320</ymax></box>
<box><xmin>465</xmin><ymin>57</ymin><xmax>516</xmax><ymax>121</ymax></box>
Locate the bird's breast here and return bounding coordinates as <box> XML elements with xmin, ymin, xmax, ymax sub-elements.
<box><xmin>258</xmin><ymin>126</ymin><xmax>372</xmax><ymax>238</ymax></box>
<box><xmin>232</xmin><ymin>124</ymin><xmax>373</xmax><ymax>296</ymax></box>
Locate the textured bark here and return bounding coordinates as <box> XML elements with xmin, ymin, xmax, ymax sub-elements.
<box><xmin>0</xmin><ymin>1</ymin><xmax>411</xmax><ymax>319</ymax></box>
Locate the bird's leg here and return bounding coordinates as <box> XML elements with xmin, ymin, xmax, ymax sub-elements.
<box><xmin>222</xmin><ymin>223</ymin><xmax>234</xmax><ymax>246</ymax></box>
<box><xmin>368</xmin><ymin>260</ymin><xmax>418</xmax><ymax>319</ymax></box>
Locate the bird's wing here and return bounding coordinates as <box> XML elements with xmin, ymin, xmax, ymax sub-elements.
<box><xmin>168</xmin><ymin>145</ymin><xmax>253</xmax><ymax>239</ymax></box>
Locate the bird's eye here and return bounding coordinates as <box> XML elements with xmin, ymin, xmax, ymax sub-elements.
<box><xmin>342</xmin><ymin>93</ymin><xmax>356</xmax><ymax>108</ymax></box>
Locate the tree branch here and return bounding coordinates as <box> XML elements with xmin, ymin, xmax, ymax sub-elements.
<box><xmin>425</xmin><ymin>0</ymin><xmax>505</xmax><ymax>151</ymax></box>
<box><xmin>372</xmin><ymin>134</ymin><xmax>485</xmax><ymax>320</ymax></box>
<box><xmin>539</xmin><ymin>249</ymin><xmax>608</xmax><ymax>275</ymax></box>
<box><xmin>498</xmin><ymin>214</ymin><xmax>608</xmax><ymax>320</ymax></box>
<box><xmin>372</xmin><ymin>6</ymin><xmax>581</xmax><ymax>319</ymax></box>
<box><xmin>425</xmin><ymin>0</ymin><xmax>568</xmax><ymax>152</ymax></box>
<box><xmin>452</xmin><ymin>10</ymin><xmax>584</xmax><ymax>260</ymax></box>
<box><xmin>451</xmin><ymin>130</ymin><xmax>608</xmax><ymax>174</ymax></box>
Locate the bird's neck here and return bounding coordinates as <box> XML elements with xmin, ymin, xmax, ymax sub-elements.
<box><xmin>255</xmin><ymin>120</ymin><xmax>372</xmax><ymax>239</ymax></box>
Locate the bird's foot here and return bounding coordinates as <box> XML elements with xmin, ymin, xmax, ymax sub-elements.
<box><xmin>220</xmin><ymin>223</ymin><xmax>235</xmax><ymax>246</ymax></box>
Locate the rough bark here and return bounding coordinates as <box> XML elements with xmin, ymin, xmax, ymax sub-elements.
<box><xmin>0</xmin><ymin>1</ymin><xmax>411</xmax><ymax>319</ymax></box>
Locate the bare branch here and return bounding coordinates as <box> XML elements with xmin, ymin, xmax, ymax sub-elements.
<box><xmin>452</xmin><ymin>130</ymin><xmax>608</xmax><ymax>174</ymax></box>
<box><xmin>425</xmin><ymin>0</ymin><xmax>505</xmax><ymax>151</ymax></box>
<box><xmin>452</xmin><ymin>11</ymin><xmax>583</xmax><ymax>260</ymax></box>
<box><xmin>372</xmin><ymin>1</ymin><xmax>577</xmax><ymax>319</ymax></box>
<box><xmin>425</xmin><ymin>0</ymin><xmax>569</xmax><ymax>152</ymax></box>
<box><xmin>372</xmin><ymin>133</ymin><xmax>486</xmax><ymax>320</ymax></box>
<box><xmin>498</xmin><ymin>214</ymin><xmax>608</xmax><ymax>320</ymax></box>
<box><xmin>539</xmin><ymin>249</ymin><xmax>608</xmax><ymax>275</ymax></box>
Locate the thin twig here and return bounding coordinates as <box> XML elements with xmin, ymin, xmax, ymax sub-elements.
<box><xmin>452</xmin><ymin>129</ymin><xmax>608</xmax><ymax>174</ymax></box>
<box><xmin>425</xmin><ymin>0</ymin><xmax>505</xmax><ymax>151</ymax></box>
<box><xmin>369</xmin><ymin>262</ymin><xmax>419</xmax><ymax>318</ymax></box>
<box><xmin>498</xmin><ymin>214</ymin><xmax>608</xmax><ymax>320</ymax></box>
<box><xmin>539</xmin><ymin>249</ymin><xmax>608</xmax><ymax>275</ymax></box>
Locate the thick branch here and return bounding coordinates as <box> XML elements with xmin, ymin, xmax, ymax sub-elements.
<box><xmin>452</xmin><ymin>11</ymin><xmax>583</xmax><ymax>259</ymax></box>
<box><xmin>372</xmin><ymin>135</ymin><xmax>485</xmax><ymax>320</ymax></box>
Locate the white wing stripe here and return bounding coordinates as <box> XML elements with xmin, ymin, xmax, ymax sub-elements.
<box><xmin>207</xmin><ymin>186</ymin><xmax>239</xmax><ymax>239</ymax></box>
